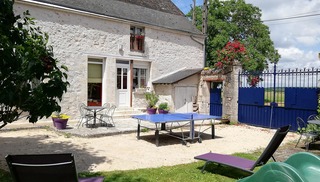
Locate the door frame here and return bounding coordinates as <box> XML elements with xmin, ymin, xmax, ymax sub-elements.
<box><xmin>116</xmin><ymin>60</ymin><xmax>130</xmax><ymax>107</ymax></box>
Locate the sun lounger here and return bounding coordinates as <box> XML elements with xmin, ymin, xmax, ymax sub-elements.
<box><xmin>194</xmin><ymin>125</ymin><xmax>290</xmax><ymax>174</ymax></box>
<box><xmin>6</xmin><ymin>153</ymin><xmax>104</xmax><ymax>182</ymax></box>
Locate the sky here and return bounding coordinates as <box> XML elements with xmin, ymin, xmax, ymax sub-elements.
<box><xmin>172</xmin><ymin>0</ymin><xmax>320</xmax><ymax>70</ymax></box>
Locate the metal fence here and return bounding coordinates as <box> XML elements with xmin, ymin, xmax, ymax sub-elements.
<box><xmin>238</xmin><ymin>65</ymin><xmax>320</xmax><ymax>130</ymax></box>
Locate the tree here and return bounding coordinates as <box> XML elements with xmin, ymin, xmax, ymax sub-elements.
<box><xmin>0</xmin><ymin>0</ymin><xmax>69</xmax><ymax>129</ymax></box>
<box><xmin>187</xmin><ymin>0</ymin><xmax>280</xmax><ymax>73</ymax></box>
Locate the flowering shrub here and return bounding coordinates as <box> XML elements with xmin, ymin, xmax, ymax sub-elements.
<box><xmin>51</xmin><ymin>112</ymin><xmax>70</xmax><ymax>119</ymax></box>
<box><xmin>136</xmin><ymin>35</ymin><xmax>145</xmax><ymax>39</ymax></box>
<box><xmin>214</xmin><ymin>41</ymin><xmax>246</xmax><ymax>71</ymax></box>
<box><xmin>247</xmin><ymin>75</ymin><xmax>262</xmax><ymax>87</ymax></box>
<box><xmin>213</xmin><ymin>41</ymin><xmax>263</xmax><ymax>87</ymax></box>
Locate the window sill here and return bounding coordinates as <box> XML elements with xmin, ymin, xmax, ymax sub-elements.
<box><xmin>133</xmin><ymin>88</ymin><xmax>147</xmax><ymax>94</ymax></box>
<box><xmin>129</xmin><ymin>51</ymin><xmax>146</xmax><ymax>57</ymax></box>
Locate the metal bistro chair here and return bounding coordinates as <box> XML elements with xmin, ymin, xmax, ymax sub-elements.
<box><xmin>99</xmin><ymin>104</ymin><xmax>116</xmax><ymax>127</ymax></box>
<box><xmin>96</xmin><ymin>103</ymin><xmax>111</xmax><ymax>126</ymax></box>
<box><xmin>76</xmin><ymin>103</ymin><xmax>94</xmax><ymax>128</ymax></box>
<box><xmin>308</xmin><ymin>114</ymin><xmax>320</xmax><ymax>121</ymax></box>
<box><xmin>295</xmin><ymin>117</ymin><xmax>318</xmax><ymax>151</ymax></box>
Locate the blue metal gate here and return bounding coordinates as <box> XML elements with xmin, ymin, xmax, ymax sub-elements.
<box><xmin>210</xmin><ymin>84</ymin><xmax>222</xmax><ymax>116</ymax></box>
<box><xmin>238</xmin><ymin>66</ymin><xmax>320</xmax><ymax>130</ymax></box>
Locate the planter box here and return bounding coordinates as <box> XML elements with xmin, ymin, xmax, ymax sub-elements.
<box><xmin>52</xmin><ymin>118</ymin><xmax>68</xmax><ymax>129</ymax></box>
<box><xmin>158</xmin><ymin>109</ymin><xmax>169</xmax><ymax>114</ymax></box>
<box><xmin>147</xmin><ymin>108</ymin><xmax>157</xmax><ymax>114</ymax></box>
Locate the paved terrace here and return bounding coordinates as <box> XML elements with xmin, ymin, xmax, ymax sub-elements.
<box><xmin>2</xmin><ymin>117</ymin><xmax>219</xmax><ymax>138</ymax></box>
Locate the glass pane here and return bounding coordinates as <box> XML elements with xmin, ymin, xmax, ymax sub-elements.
<box><xmin>141</xmin><ymin>69</ymin><xmax>146</xmax><ymax>76</ymax></box>
<box><xmin>141</xmin><ymin>78</ymin><xmax>146</xmax><ymax>88</ymax></box>
<box><xmin>88</xmin><ymin>64</ymin><xmax>102</xmax><ymax>83</ymax></box>
<box><xmin>123</xmin><ymin>68</ymin><xmax>128</xmax><ymax>75</ymax></box>
<box><xmin>133</xmin><ymin>68</ymin><xmax>138</xmax><ymax>89</ymax></box>
<box><xmin>117</xmin><ymin>68</ymin><xmax>121</xmax><ymax>89</ymax></box>
<box><xmin>123</xmin><ymin>68</ymin><xmax>127</xmax><ymax>89</ymax></box>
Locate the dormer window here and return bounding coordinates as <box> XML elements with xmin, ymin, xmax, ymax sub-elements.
<box><xmin>130</xmin><ymin>26</ymin><xmax>145</xmax><ymax>52</ymax></box>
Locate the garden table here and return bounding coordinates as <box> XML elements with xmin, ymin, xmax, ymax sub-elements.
<box><xmin>85</xmin><ymin>106</ymin><xmax>106</xmax><ymax>128</ymax></box>
<box><xmin>308</xmin><ymin>120</ymin><xmax>320</xmax><ymax>125</ymax></box>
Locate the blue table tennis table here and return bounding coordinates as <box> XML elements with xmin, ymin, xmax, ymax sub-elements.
<box><xmin>132</xmin><ymin>113</ymin><xmax>221</xmax><ymax>146</ymax></box>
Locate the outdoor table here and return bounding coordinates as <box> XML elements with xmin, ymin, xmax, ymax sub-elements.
<box><xmin>307</xmin><ymin>120</ymin><xmax>320</xmax><ymax>140</ymax></box>
<box><xmin>132</xmin><ymin>113</ymin><xmax>221</xmax><ymax>147</ymax></box>
<box><xmin>85</xmin><ymin>106</ymin><xmax>105</xmax><ymax>128</ymax></box>
<box><xmin>308</xmin><ymin>120</ymin><xmax>320</xmax><ymax>125</ymax></box>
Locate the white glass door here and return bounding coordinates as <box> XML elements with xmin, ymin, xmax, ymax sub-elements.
<box><xmin>116</xmin><ymin>62</ymin><xmax>130</xmax><ymax>107</ymax></box>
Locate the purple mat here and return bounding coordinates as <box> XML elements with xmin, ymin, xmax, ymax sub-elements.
<box><xmin>79</xmin><ymin>176</ymin><xmax>104</xmax><ymax>182</ymax></box>
<box><xmin>194</xmin><ymin>152</ymin><xmax>255</xmax><ymax>171</ymax></box>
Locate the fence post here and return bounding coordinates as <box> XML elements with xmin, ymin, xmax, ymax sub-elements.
<box><xmin>269</xmin><ymin>64</ymin><xmax>277</xmax><ymax>128</ymax></box>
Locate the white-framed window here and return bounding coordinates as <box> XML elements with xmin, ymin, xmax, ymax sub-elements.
<box><xmin>133</xmin><ymin>68</ymin><xmax>147</xmax><ymax>89</ymax></box>
<box><xmin>130</xmin><ymin>26</ymin><xmax>145</xmax><ymax>52</ymax></box>
<box><xmin>133</xmin><ymin>62</ymin><xmax>149</xmax><ymax>89</ymax></box>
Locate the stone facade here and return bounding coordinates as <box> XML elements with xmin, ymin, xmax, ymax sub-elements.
<box><xmin>14</xmin><ymin>1</ymin><xmax>205</xmax><ymax>120</ymax></box>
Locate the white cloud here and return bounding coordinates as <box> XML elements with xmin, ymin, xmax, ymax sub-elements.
<box><xmin>246</xmin><ymin>0</ymin><xmax>320</xmax><ymax>69</ymax></box>
<box><xmin>173</xmin><ymin>0</ymin><xmax>320</xmax><ymax>69</ymax></box>
<box><xmin>277</xmin><ymin>47</ymin><xmax>320</xmax><ymax>69</ymax></box>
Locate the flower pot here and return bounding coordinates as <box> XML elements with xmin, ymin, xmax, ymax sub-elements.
<box><xmin>158</xmin><ymin>109</ymin><xmax>169</xmax><ymax>114</ymax></box>
<box><xmin>147</xmin><ymin>108</ymin><xmax>157</xmax><ymax>114</ymax></box>
<box><xmin>220</xmin><ymin>118</ymin><xmax>230</xmax><ymax>124</ymax></box>
<box><xmin>52</xmin><ymin>118</ymin><xmax>68</xmax><ymax>129</ymax></box>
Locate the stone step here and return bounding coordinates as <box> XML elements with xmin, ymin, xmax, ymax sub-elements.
<box><xmin>113</xmin><ymin>107</ymin><xmax>145</xmax><ymax>119</ymax></box>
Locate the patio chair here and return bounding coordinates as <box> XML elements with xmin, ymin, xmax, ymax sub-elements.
<box><xmin>307</xmin><ymin>114</ymin><xmax>320</xmax><ymax>121</ymax></box>
<box><xmin>95</xmin><ymin>103</ymin><xmax>111</xmax><ymax>126</ymax></box>
<box><xmin>5</xmin><ymin>153</ymin><xmax>104</xmax><ymax>182</ymax></box>
<box><xmin>99</xmin><ymin>104</ymin><xmax>116</xmax><ymax>127</ymax></box>
<box><xmin>295</xmin><ymin>117</ymin><xmax>318</xmax><ymax>151</ymax></box>
<box><xmin>194</xmin><ymin>125</ymin><xmax>290</xmax><ymax>174</ymax></box>
<box><xmin>77</xmin><ymin>103</ymin><xmax>94</xmax><ymax>128</ymax></box>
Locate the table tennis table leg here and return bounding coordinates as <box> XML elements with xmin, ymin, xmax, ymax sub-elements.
<box><xmin>155</xmin><ymin>129</ymin><xmax>159</xmax><ymax>147</ymax></box>
<box><xmin>211</xmin><ymin>123</ymin><xmax>215</xmax><ymax>139</ymax></box>
<box><xmin>137</xmin><ymin>123</ymin><xmax>140</xmax><ymax>139</ymax></box>
<box><xmin>161</xmin><ymin>123</ymin><xmax>166</xmax><ymax>130</ymax></box>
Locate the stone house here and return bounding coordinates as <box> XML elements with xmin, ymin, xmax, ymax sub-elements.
<box><xmin>14</xmin><ymin>0</ymin><xmax>206</xmax><ymax>118</ymax></box>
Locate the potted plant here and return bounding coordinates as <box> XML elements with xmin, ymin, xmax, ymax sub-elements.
<box><xmin>145</xmin><ymin>91</ymin><xmax>159</xmax><ymax>114</ymax></box>
<box><xmin>221</xmin><ymin>115</ymin><xmax>230</xmax><ymax>124</ymax></box>
<box><xmin>51</xmin><ymin>112</ymin><xmax>70</xmax><ymax>129</ymax></box>
<box><xmin>158</xmin><ymin>102</ymin><xmax>169</xmax><ymax>114</ymax></box>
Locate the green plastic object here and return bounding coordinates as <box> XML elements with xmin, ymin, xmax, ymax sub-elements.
<box><xmin>238</xmin><ymin>152</ymin><xmax>320</xmax><ymax>182</ymax></box>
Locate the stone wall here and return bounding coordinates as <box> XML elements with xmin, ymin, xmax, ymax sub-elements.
<box><xmin>199</xmin><ymin>64</ymin><xmax>242</xmax><ymax>121</ymax></box>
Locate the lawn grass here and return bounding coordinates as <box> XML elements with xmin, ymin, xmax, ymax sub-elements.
<box><xmin>264</xmin><ymin>90</ymin><xmax>284</xmax><ymax>106</ymax></box>
<box><xmin>0</xmin><ymin>151</ymin><xmax>262</xmax><ymax>182</ymax></box>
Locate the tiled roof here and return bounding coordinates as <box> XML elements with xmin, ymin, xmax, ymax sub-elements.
<box><xmin>153</xmin><ymin>68</ymin><xmax>203</xmax><ymax>84</ymax></box>
<box><xmin>26</xmin><ymin>0</ymin><xmax>202</xmax><ymax>35</ymax></box>
<box><xmin>116</xmin><ymin>0</ymin><xmax>184</xmax><ymax>16</ymax></box>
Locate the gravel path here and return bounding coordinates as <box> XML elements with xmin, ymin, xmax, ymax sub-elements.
<box><xmin>0</xmin><ymin>124</ymin><xmax>301</xmax><ymax>173</ymax></box>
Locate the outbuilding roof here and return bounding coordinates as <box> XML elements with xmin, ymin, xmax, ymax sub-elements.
<box><xmin>152</xmin><ymin>68</ymin><xmax>203</xmax><ymax>84</ymax></box>
<box><xmin>25</xmin><ymin>0</ymin><xmax>203</xmax><ymax>35</ymax></box>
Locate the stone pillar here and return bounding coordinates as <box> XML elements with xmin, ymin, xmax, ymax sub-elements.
<box><xmin>198</xmin><ymin>77</ymin><xmax>210</xmax><ymax>114</ymax></box>
<box><xmin>222</xmin><ymin>64</ymin><xmax>242</xmax><ymax>122</ymax></box>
